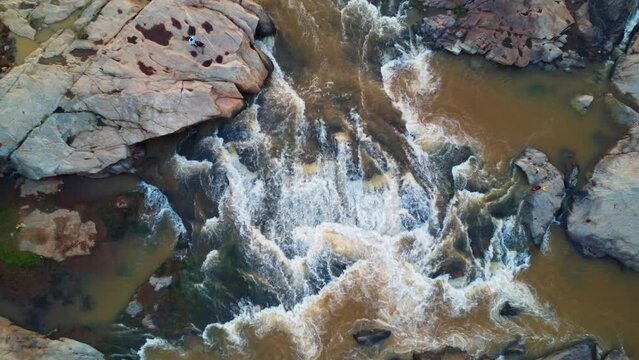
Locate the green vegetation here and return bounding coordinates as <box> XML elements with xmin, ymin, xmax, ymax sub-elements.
<box><xmin>0</xmin><ymin>4</ymin><xmax>7</xmax><ymax>12</ymax></box>
<box><xmin>452</xmin><ymin>5</ymin><xmax>467</xmax><ymax>16</ymax></box>
<box><xmin>0</xmin><ymin>209</ymin><xmax>43</xmax><ymax>267</ymax></box>
<box><xmin>27</xmin><ymin>15</ymin><xmax>44</xmax><ymax>30</ymax></box>
<box><xmin>0</xmin><ymin>242</ymin><xmax>43</xmax><ymax>267</ymax></box>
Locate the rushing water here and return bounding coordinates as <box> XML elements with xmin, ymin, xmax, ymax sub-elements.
<box><xmin>3</xmin><ymin>0</ymin><xmax>639</xmax><ymax>359</ymax></box>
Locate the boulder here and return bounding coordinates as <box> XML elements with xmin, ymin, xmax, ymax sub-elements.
<box><xmin>0</xmin><ymin>0</ymin><xmax>274</xmax><ymax>179</ymax></box>
<box><xmin>514</xmin><ymin>148</ymin><xmax>565</xmax><ymax>245</ymax></box>
<box><xmin>18</xmin><ymin>209</ymin><xmax>97</xmax><ymax>262</ymax></box>
<box><xmin>570</xmin><ymin>94</ymin><xmax>594</xmax><ymax>114</ymax></box>
<box><xmin>604</xmin><ymin>93</ymin><xmax>639</xmax><ymax>125</ymax></box>
<box><xmin>0</xmin><ymin>316</ymin><xmax>103</xmax><ymax>359</ymax></box>
<box><xmin>352</xmin><ymin>328</ymin><xmax>391</xmax><ymax>346</ymax></box>
<box><xmin>568</xmin><ymin>125</ymin><xmax>639</xmax><ymax>270</ymax></box>
<box><xmin>420</xmin><ymin>0</ymin><xmax>574</xmax><ymax>67</ymax></box>
<box><xmin>612</xmin><ymin>34</ymin><xmax>639</xmax><ymax>108</ymax></box>
<box><xmin>535</xmin><ymin>340</ymin><xmax>597</xmax><ymax>360</ymax></box>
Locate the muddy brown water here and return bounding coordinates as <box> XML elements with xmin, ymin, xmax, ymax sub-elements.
<box><xmin>1</xmin><ymin>0</ymin><xmax>639</xmax><ymax>358</ymax></box>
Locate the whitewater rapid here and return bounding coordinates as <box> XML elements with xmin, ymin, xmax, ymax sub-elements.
<box><xmin>138</xmin><ymin>1</ymin><xmax>559</xmax><ymax>358</ymax></box>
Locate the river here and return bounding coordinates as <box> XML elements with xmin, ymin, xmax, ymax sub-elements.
<box><xmin>1</xmin><ymin>0</ymin><xmax>639</xmax><ymax>359</ymax></box>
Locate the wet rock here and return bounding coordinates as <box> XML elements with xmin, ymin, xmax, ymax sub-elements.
<box><xmin>352</xmin><ymin>328</ymin><xmax>391</xmax><ymax>346</ymax></box>
<box><xmin>570</xmin><ymin>94</ymin><xmax>594</xmax><ymax>114</ymax></box>
<box><xmin>535</xmin><ymin>340</ymin><xmax>597</xmax><ymax>360</ymax></box>
<box><xmin>568</xmin><ymin>125</ymin><xmax>639</xmax><ymax>270</ymax></box>
<box><xmin>420</xmin><ymin>0</ymin><xmax>574</xmax><ymax>68</ymax></box>
<box><xmin>18</xmin><ymin>178</ymin><xmax>63</xmax><ymax>197</ymax></box>
<box><xmin>499</xmin><ymin>301</ymin><xmax>523</xmax><ymax>317</ymax></box>
<box><xmin>514</xmin><ymin>148</ymin><xmax>565</xmax><ymax>246</ymax></box>
<box><xmin>604</xmin><ymin>350</ymin><xmax>629</xmax><ymax>360</ymax></box>
<box><xmin>604</xmin><ymin>93</ymin><xmax>639</xmax><ymax>125</ymax></box>
<box><xmin>559</xmin><ymin>150</ymin><xmax>580</xmax><ymax>190</ymax></box>
<box><xmin>585</xmin><ymin>0</ymin><xmax>632</xmax><ymax>57</ymax></box>
<box><xmin>141</xmin><ymin>313</ymin><xmax>157</xmax><ymax>330</ymax></box>
<box><xmin>1</xmin><ymin>0</ymin><xmax>274</xmax><ymax>179</ymax></box>
<box><xmin>126</xmin><ymin>299</ymin><xmax>143</xmax><ymax>318</ymax></box>
<box><xmin>149</xmin><ymin>275</ymin><xmax>173</xmax><ymax>292</ymax></box>
<box><xmin>0</xmin><ymin>316</ymin><xmax>103</xmax><ymax>359</ymax></box>
<box><xmin>557</xmin><ymin>50</ymin><xmax>587</xmax><ymax>72</ymax></box>
<box><xmin>18</xmin><ymin>209</ymin><xmax>97</xmax><ymax>262</ymax></box>
<box><xmin>413</xmin><ymin>347</ymin><xmax>472</xmax><ymax>360</ymax></box>
<box><xmin>612</xmin><ymin>58</ymin><xmax>639</xmax><ymax>108</ymax></box>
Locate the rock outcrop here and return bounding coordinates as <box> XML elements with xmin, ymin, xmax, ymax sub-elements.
<box><xmin>568</xmin><ymin>124</ymin><xmax>639</xmax><ymax>270</ymax></box>
<box><xmin>18</xmin><ymin>208</ymin><xmax>97</xmax><ymax>261</ymax></box>
<box><xmin>352</xmin><ymin>328</ymin><xmax>391</xmax><ymax>346</ymax></box>
<box><xmin>514</xmin><ymin>148</ymin><xmax>565</xmax><ymax>246</ymax></box>
<box><xmin>0</xmin><ymin>316</ymin><xmax>103</xmax><ymax>359</ymax></box>
<box><xmin>613</xmin><ymin>33</ymin><xmax>639</xmax><ymax>108</ymax></box>
<box><xmin>420</xmin><ymin>0</ymin><xmax>579</xmax><ymax>68</ymax></box>
<box><xmin>604</xmin><ymin>93</ymin><xmax>639</xmax><ymax>125</ymax></box>
<box><xmin>0</xmin><ymin>0</ymin><xmax>274</xmax><ymax>179</ymax></box>
<box><xmin>420</xmin><ymin>0</ymin><xmax>634</xmax><ymax>68</ymax></box>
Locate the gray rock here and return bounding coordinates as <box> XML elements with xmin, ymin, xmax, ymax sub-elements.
<box><xmin>0</xmin><ymin>316</ymin><xmax>103</xmax><ymax>359</ymax></box>
<box><xmin>604</xmin><ymin>93</ymin><xmax>639</xmax><ymax>125</ymax></box>
<box><xmin>568</xmin><ymin>125</ymin><xmax>639</xmax><ymax>270</ymax></box>
<box><xmin>535</xmin><ymin>340</ymin><xmax>597</xmax><ymax>360</ymax></box>
<box><xmin>149</xmin><ymin>275</ymin><xmax>173</xmax><ymax>292</ymax></box>
<box><xmin>126</xmin><ymin>300</ymin><xmax>143</xmax><ymax>318</ymax></box>
<box><xmin>613</xmin><ymin>56</ymin><xmax>639</xmax><ymax>108</ymax></box>
<box><xmin>570</xmin><ymin>94</ymin><xmax>594</xmax><ymax>114</ymax></box>
<box><xmin>514</xmin><ymin>148</ymin><xmax>565</xmax><ymax>245</ymax></box>
<box><xmin>1</xmin><ymin>0</ymin><xmax>273</xmax><ymax>179</ymax></box>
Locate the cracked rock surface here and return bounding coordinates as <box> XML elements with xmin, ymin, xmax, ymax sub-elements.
<box><xmin>0</xmin><ymin>0</ymin><xmax>274</xmax><ymax>179</ymax></box>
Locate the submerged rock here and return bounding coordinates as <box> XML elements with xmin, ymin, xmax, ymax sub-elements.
<box><xmin>604</xmin><ymin>93</ymin><xmax>639</xmax><ymax>125</ymax></box>
<box><xmin>0</xmin><ymin>316</ymin><xmax>103</xmax><ymax>359</ymax></box>
<box><xmin>535</xmin><ymin>340</ymin><xmax>597</xmax><ymax>360</ymax></box>
<box><xmin>514</xmin><ymin>148</ymin><xmax>565</xmax><ymax>246</ymax></box>
<box><xmin>568</xmin><ymin>125</ymin><xmax>639</xmax><ymax>270</ymax></box>
<box><xmin>18</xmin><ymin>178</ymin><xmax>63</xmax><ymax>197</ymax></box>
<box><xmin>0</xmin><ymin>0</ymin><xmax>274</xmax><ymax>179</ymax></box>
<box><xmin>18</xmin><ymin>209</ymin><xmax>97</xmax><ymax>262</ymax></box>
<box><xmin>413</xmin><ymin>347</ymin><xmax>472</xmax><ymax>360</ymax></box>
<box><xmin>604</xmin><ymin>350</ymin><xmax>630</xmax><ymax>360</ymax></box>
<box><xmin>613</xmin><ymin>34</ymin><xmax>639</xmax><ymax>108</ymax></box>
<box><xmin>352</xmin><ymin>328</ymin><xmax>391</xmax><ymax>346</ymax></box>
<box><xmin>570</xmin><ymin>94</ymin><xmax>594</xmax><ymax>114</ymax></box>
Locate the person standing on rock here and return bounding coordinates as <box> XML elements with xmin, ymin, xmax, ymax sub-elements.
<box><xmin>188</xmin><ymin>36</ymin><xmax>205</xmax><ymax>53</ymax></box>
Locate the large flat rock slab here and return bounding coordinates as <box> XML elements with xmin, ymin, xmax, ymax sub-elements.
<box><xmin>568</xmin><ymin>125</ymin><xmax>639</xmax><ymax>270</ymax></box>
<box><xmin>0</xmin><ymin>0</ymin><xmax>274</xmax><ymax>179</ymax></box>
